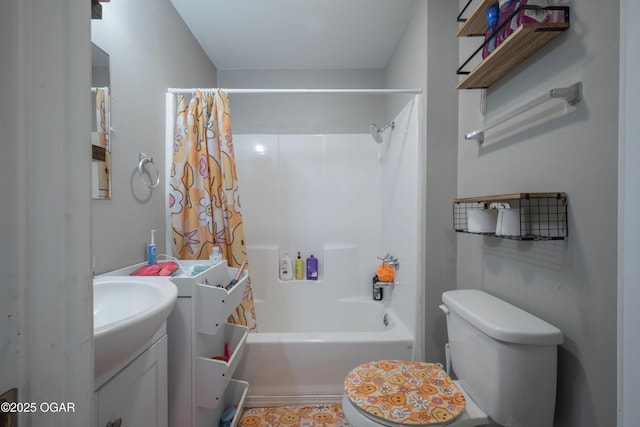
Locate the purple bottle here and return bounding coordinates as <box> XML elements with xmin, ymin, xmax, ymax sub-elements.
<box><xmin>482</xmin><ymin>5</ymin><xmax>500</xmax><ymax>59</ymax></box>
<box><xmin>306</xmin><ymin>254</ymin><xmax>318</xmax><ymax>280</ymax></box>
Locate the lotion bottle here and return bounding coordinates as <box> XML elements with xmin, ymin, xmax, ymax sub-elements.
<box><xmin>280</xmin><ymin>251</ymin><xmax>293</xmax><ymax>281</ymax></box>
<box><xmin>148</xmin><ymin>229</ymin><xmax>157</xmax><ymax>265</ymax></box>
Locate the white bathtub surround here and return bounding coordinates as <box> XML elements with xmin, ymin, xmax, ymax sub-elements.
<box><xmin>378</xmin><ymin>96</ymin><xmax>423</xmax><ymax>359</ymax></box>
<box><xmin>233</xmin><ymin>97</ymin><xmax>423</xmax><ymax>402</ymax></box>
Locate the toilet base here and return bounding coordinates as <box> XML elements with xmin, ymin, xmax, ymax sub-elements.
<box><xmin>342</xmin><ymin>381</ymin><xmax>490</xmax><ymax>427</ymax></box>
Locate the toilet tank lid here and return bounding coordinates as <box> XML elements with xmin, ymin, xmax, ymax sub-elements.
<box><xmin>442</xmin><ymin>290</ymin><xmax>563</xmax><ymax>345</ymax></box>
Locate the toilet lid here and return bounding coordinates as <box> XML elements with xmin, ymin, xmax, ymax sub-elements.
<box><xmin>344</xmin><ymin>360</ymin><xmax>466</xmax><ymax>426</ymax></box>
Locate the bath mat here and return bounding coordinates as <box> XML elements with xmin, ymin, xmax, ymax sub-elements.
<box><xmin>240</xmin><ymin>404</ymin><xmax>352</xmax><ymax>427</ymax></box>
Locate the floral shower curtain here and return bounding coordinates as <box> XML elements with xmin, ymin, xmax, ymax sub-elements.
<box><xmin>170</xmin><ymin>90</ymin><xmax>256</xmax><ymax>330</ymax></box>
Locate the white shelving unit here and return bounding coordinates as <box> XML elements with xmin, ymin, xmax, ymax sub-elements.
<box><xmin>168</xmin><ymin>261</ymin><xmax>249</xmax><ymax>427</ymax></box>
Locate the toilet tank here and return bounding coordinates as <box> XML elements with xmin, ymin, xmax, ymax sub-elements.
<box><xmin>441</xmin><ymin>290</ymin><xmax>563</xmax><ymax>427</ymax></box>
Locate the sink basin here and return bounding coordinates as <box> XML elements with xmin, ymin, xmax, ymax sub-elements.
<box><xmin>93</xmin><ymin>276</ymin><xmax>178</xmax><ymax>377</ymax></box>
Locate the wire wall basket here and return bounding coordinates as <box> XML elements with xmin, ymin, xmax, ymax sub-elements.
<box><xmin>453</xmin><ymin>193</ymin><xmax>568</xmax><ymax>241</ymax></box>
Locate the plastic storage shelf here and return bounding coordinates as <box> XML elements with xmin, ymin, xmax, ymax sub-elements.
<box><xmin>456</xmin><ymin>1</ymin><xmax>570</xmax><ymax>89</ymax></box>
<box><xmin>171</xmin><ymin>261</ymin><xmax>248</xmax><ymax>335</ymax></box>
<box><xmin>453</xmin><ymin>192</ymin><xmax>568</xmax><ymax>240</ymax></box>
<box><xmin>199</xmin><ymin>380</ymin><xmax>249</xmax><ymax>427</ymax></box>
<box><xmin>195</xmin><ymin>323</ymin><xmax>248</xmax><ymax>409</ymax></box>
<box><xmin>195</xmin><ymin>277</ymin><xmax>247</xmax><ymax>335</ymax></box>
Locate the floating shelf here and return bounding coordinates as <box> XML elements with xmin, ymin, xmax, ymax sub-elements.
<box><xmin>453</xmin><ymin>192</ymin><xmax>568</xmax><ymax>240</ymax></box>
<box><xmin>456</xmin><ymin>2</ymin><xmax>570</xmax><ymax>89</ymax></box>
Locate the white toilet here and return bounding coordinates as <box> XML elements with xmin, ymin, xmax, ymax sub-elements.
<box><xmin>342</xmin><ymin>289</ymin><xmax>563</xmax><ymax>427</ymax></box>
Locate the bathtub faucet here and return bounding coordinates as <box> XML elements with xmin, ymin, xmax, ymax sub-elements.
<box><xmin>379</xmin><ymin>253</ymin><xmax>399</xmax><ymax>270</ymax></box>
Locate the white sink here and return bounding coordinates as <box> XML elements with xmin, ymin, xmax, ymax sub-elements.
<box><xmin>93</xmin><ymin>276</ymin><xmax>178</xmax><ymax>377</ymax></box>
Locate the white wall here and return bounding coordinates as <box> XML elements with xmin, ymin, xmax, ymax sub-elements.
<box><xmin>91</xmin><ymin>0</ymin><xmax>218</xmax><ymax>274</ymax></box>
<box><xmin>383</xmin><ymin>0</ymin><xmax>460</xmax><ymax>363</ymax></box>
<box><xmin>618</xmin><ymin>0</ymin><xmax>640</xmax><ymax>424</ymax></box>
<box><xmin>1</xmin><ymin>0</ymin><xmax>93</xmax><ymax>424</ymax></box>
<box><xmin>217</xmin><ymin>69</ymin><xmax>385</xmax><ymax>134</ymax></box>
<box><xmin>457</xmin><ymin>1</ymin><xmax>619</xmax><ymax>426</ymax></box>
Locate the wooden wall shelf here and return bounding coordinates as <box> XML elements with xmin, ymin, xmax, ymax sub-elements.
<box><xmin>456</xmin><ymin>1</ymin><xmax>570</xmax><ymax>90</ymax></box>
<box><xmin>457</xmin><ymin>0</ymin><xmax>498</xmax><ymax>37</ymax></box>
<box><xmin>453</xmin><ymin>192</ymin><xmax>565</xmax><ymax>204</ymax></box>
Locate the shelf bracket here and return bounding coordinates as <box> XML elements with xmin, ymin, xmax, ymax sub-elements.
<box><xmin>465</xmin><ymin>81</ymin><xmax>582</xmax><ymax>144</ymax></box>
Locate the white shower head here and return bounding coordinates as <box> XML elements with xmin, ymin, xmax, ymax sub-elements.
<box><xmin>369</xmin><ymin>121</ymin><xmax>395</xmax><ymax>144</ymax></box>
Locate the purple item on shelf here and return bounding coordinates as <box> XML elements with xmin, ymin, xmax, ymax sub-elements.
<box><xmin>306</xmin><ymin>254</ymin><xmax>318</xmax><ymax>280</ymax></box>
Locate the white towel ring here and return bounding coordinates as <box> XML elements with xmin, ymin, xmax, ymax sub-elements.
<box><xmin>138</xmin><ymin>152</ymin><xmax>160</xmax><ymax>189</ymax></box>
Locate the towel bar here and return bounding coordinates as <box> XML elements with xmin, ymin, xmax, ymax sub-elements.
<box><xmin>465</xmin><ymin>81</ymin><xmax>582</xmax><ymax>144</ymax></box>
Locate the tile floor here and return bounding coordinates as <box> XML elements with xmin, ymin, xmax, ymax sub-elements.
<box><xmin>239</xmin><ymin>404</ymin><xmax>352</xmax><ymax>427</ymax></box>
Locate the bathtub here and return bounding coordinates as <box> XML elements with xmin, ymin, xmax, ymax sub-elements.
<box><xmin>234</xmin><ymin>287</ymin><xmax>414</xmax><ymax>400</ymax></box>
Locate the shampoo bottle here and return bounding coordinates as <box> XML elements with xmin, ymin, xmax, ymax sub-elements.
<box><xmin>306</xmin><ymin>254</ymin><xmax>318</xmax><ymax>280</ymax></box>
<box><xmin>295</xmin><ymin>252</ymin><xmax>304</xmax><ymax>280</ymax></box>
<box><xmin>280</xmin><ymin>251</ymin><xmax>293</xmax><ymax>281</ymax></box>
<box><xmin>148</xmin><ymin>229</ymin><xmax>157</xmax><ymax>265</ymax></box>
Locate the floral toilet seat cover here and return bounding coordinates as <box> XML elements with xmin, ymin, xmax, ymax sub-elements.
<box><xmin>344</xmin><ymin>360</ymin><xmax>466</xmax><ymax>426</ymax></box>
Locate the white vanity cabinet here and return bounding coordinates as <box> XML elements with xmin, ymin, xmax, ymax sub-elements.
<box><xmin>96</xmin><ymin>334</ymin><xmax>168</xmax><ymax>427</ymax></box>
<box><xmin>167</xmin><ymin>261</ymin><xmax>249</xmax><ymax>427</ymax></box>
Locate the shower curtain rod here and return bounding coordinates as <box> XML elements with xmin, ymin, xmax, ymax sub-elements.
<box><xmin>167</xmin><ymin>87</ymin><xmax>422</xmax><ymax>95</ymax></box>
